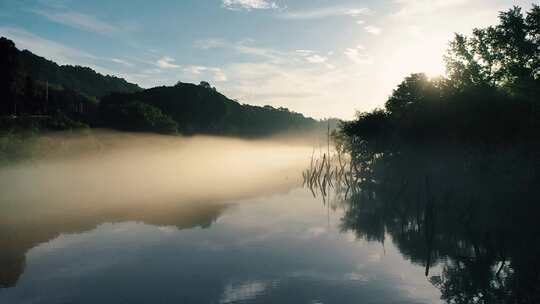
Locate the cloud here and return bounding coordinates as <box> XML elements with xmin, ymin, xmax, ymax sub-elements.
<box><xmin>344</xmin><ymin>48</ymin><xmax>374</xmax><ymax>65</ymax></box>
<box><xmin>392</xmin><ymin>0</ymin><xmax>469</xmax><ymax>17</ymax></box>
<box><xmin>295</xmin><ymin>49</ymin><xmax>315</xmax><ymax>56</ymax></box>
<box><xmin>295</xmin><ymin>49</ymin><xmax>331</xmax><ymax>66</ymax></box>
<box><xmin>32</xmin><ymin>9</ymin><xmax>119</xmax><ymax>35</ymax></box>
<box><xmin>221</xmin><ymin>59</ymin><xmax>369</xmax><ymax>119</ymax></box>
<box><xmin>235</xmin><ymin>44</ymin><xmax>283</xmax><ymax>61</ymax></box>
<box><xmin>111</xmin><ymin>58</ymin><xmax>134</xmax><ymax>67</ymax></box>
<box><xmin>194</xmin><ymin>38</ymin><xmax>228</xmax><ymax>49</ymax></box>
<box><xmin>305</xmin><ymin>54</ymin><xmax>328</xmax><ymax>63</ymax></box>
<box><xmin>345</xmin><ymin>9</ymin><xmax>370</xmax><ymax>17</ymax></box>
<box><xmin>195</xmin><ymin>38</ymin><xmax>285</xmax><ymax>62</ymax></box>
<box><xmin>185</xmin><ymin>66</ymin><xmax>228</xmax><ymax>82</ymax></box>
<box><xmin>157</xmin><ymin>56</ymin><xmax>181</xmax><ymax>69</ymax></box>
<box><xmin>222</xmin><ymin>0</ymin><xmax>279</xmax><ymax>11</ymax></box>
<box><xmin>281</xmin><ymin>6</ymin><xmax>370</xmax><ymax>20</ymax></box>
<box><xmin>364</xmin><ymin>25</ymin><xmax>382</xmax><ymax>35</ymax></box>
<box><xmin>194</xmin><ymin>40</ymin><xmax>375</xmax><ymax>118</ymax></box>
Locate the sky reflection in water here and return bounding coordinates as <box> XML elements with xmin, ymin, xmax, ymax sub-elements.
<box><xmin>0</xmin><ymin>188</ymin><xmax>441</xmax><ymax>304</ymax></box>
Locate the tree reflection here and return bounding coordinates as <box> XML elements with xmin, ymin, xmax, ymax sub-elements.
<box><xmin>307</xmin><ymin>145</ymin><xmax>540</xmax><ymax>303</ymax></box>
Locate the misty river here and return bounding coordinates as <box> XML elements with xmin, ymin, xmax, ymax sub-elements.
<box><xmin>0</xmin><ymin>132</ymin><xmax>536</xmax><ymax>303</ymax></box>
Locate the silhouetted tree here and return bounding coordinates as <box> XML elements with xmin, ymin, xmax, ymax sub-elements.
<box><xmin>0</xmin><ymin>37</ymin><xmax>19</xmax><ymax>115</ymax></box>
<box><xmin>341</xmin><ymin>5</ymin><xmax>540</xmax><ymax>148</ymax></box>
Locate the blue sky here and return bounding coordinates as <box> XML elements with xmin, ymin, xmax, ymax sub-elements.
<box><xmin>0</xmin><ymin>0</ymin><xmax>536</xmax><ymax>119</ymax></box>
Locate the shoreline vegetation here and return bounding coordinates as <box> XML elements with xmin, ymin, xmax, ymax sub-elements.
<box><xmin>302</xmin><ymin>6</ymin><xmax>540</xmax><ymax>304</ymax></box>
<box><xmin>337</xmin><ymin>5</ymin><xmax>540</xmax><ymax>151</ymax></box>
<box><xmin>304</xmin><ymin>4</ymin><xmax>540</xmax><ymax>203</ymax></box>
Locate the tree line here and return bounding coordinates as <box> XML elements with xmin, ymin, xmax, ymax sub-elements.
<box><xmin>339</xmin><ymin>5</ymin><xmax>540</xmax><ymax>151</ymax></box>
<box><xmin>331</xmin><ymin>7</ymin><xmax>540</xmax><ymax>303</ymax></box>
<box><xmin>0</xmin><ymin>37</ymin><xmax>335</xmax><ymax>138</ymax></box>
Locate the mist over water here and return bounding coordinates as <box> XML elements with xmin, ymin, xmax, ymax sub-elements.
<box><xmin>0</xmin><ymin>133</ymin><xmax>445</xmax><ymax>304</ymax></box>
<box><xmin>0</xmin><ymin>131</ymin><xmax>312</xmax><ymax>212</ymax></box>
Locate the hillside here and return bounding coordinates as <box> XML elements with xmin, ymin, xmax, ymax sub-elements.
<box><xmin>1</xmin><ymin>37</ymin><xmax>336</xmax><ymax>138</ymax></box>
<box><xmin>3</xmin><ymin>37</ymin><xmax>141</xmax><ymax>99</ymax></box>
<box><xmin>100</xmin><ymin>82</ymin><xmax>324</xmax><ymax>137</ymax></box>
<box><xmin>18</xmin><ymin>50</ymin><xmax>142</xmax><ymax>98</ymax></box>
<box><xmin>0</xmin><ymin>37</ymin><xmax>141</xmax><ymax>119</ymax></box>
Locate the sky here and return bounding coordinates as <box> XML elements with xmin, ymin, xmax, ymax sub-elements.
<box><xmin>0</xmin><ymin>0</ymin><xmax>536</xmax><ymax>119</ymax></box>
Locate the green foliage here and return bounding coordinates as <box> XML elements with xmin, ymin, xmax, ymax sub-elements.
<box><xmin>1</xmin><ymin>37</ymin><xmax>327</xmax><ymax>138</ymax></box>
<box><xmin>100</xmin><ymin>82</ymin><xmax>320</xmax><ymax>137</ymax></box>
<box><xmin>17</xmin><ymin>50</ymin><xmax>141</xmax><ymax>98</ymax></box>
<box><xmin>445</xmin><ymin>5</ymin><xmax>540</xmax><ymax>93</ymax></box>
<box><xmin>100</xmin><ymin>100</ymin><xmax>178</xmax><ymax>134</ymax></box>
<box><xmin>0</xmin><ymin>37</ymin><xmax>134</xmax><ymax>129</ymax></box>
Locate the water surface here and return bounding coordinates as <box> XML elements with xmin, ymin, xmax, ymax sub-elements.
<box><xmin>0</xmin><ymin>187</ymin><xmax>442</xmax><ymax>304</ymax></box>
<box><xmin>4</xmin><ymin>133</ymin><xmax>536</xmax><ymax>303</ymax></box>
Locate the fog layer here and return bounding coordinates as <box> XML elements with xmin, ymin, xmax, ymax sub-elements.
<box><xmin>0</xmin><ymin>131</ymin><xmax>312</xmax><ymax>225</ymax></box>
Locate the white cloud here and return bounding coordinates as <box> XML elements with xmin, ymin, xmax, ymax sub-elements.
<box><xmin>393</xmin><ymin>0</ymin><xmax>469</xmax><ymax>17</ymax></box>
<box><xmin>281</xmin><ymin>6</ymin><xmax>370</xmax><ymax>20</ymax></box>
<box><xmin>364</xmin><ymin>25</ymin><xmax>382</xmax><ymax>35</ymax></box>
<box><xmin>295</xmin><ymin>49</ymin><xmax>314</xmax><ymax>56</ymax></box>
<box><xmin>306</xmin><ymin>54</ymin><xmax>328</xmax><ymax>64</ymax></box>
<box><xmin>222</xmin><ymin>0</ymin><xmax>279</xmax><ymax>11</ymax></box>
<box><xmin>194</xmin><ymin>38</ymin><xmax>227</xmax><ymax>49</ymax></box>
<box><xmin>32</xmin><ymin>9</ymin><xmax>119</xmax><ymax>35</ymax></box>
<box><xmin>195</xmin><ymin>38</ymin><xmax>285</xmax><ymax>62</ymax></box>
<box><xmin>235</xmin><ymin>44</ymin><xmax>282</xmax><ymax>60</ymax></box>
<box><xmin>194</xmin><ymin>39</ymin><xmax>378</xmax><ymax>118</ymax></box>
<box><xmin>157</xmin><ymin>56</ymin><xmax>181</xmax><ymax>69</ymax></box>
<box><xmin>111</xmin><ymin>58</ymin><xmax>134</xmax><ymax>67</ymax></box>
<box><xmin>344</xmin><ymin>48</ymin><xmax>374</xmax><ymax>65</ymax></box>
<box><xmin>345</xmin><ymin>8</ymin><xmax>370</xmax><ymax>17</ymax></box>
<box><xmin>185</xmin><ymin>66</ymin><xmax>228</xmax><ymax>82</ymax></box>
<box><xmin>221</xmin><ymin>56</ymin><xmax>368</xmax><ymax>118</ymax></box>
<box><xmin>295</xmin><ymin>49</ymin><xmax>330</xmax><ymax>65</ymax></box>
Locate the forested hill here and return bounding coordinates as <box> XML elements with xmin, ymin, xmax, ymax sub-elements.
<box><xmin>1</xmin><ymin>37</ymin><xmax>335</xmax><ymax>138</ymax></box>
<box><xmin>1</xmin><ymin>36</ymin><xmax>141</xmax><ymax>119</ymax></box>
<box><xmin>18</xmin><ymin>50</ymin><xmax>142</xmax><ymax>98</ymax></box>
<box><xmin>100</xmin><ymin>82</ymin><xmax>327</xmax><ymax>137</ymax></box>
<box><xmin>0</xmin><ymin>37</ymin><xmax>141</xmax><ymax>99</ymax></box>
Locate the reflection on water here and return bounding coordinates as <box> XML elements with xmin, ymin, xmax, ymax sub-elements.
<box><xmin>307</xmin><ymin>145</ymin><xmax>540</xmax><ymax>303</ymax></box>
<box><xmin>0</xmin><ymin>133</ymin><xmax>308</xmax><ymax>291</ymax></box>
<box><xmin>0</xmin><ymin>188</ymin><xmax>441</xmax><ymax>304</ymax></box>
<box><xmin>1</xmin><ymin>133</ymin><xmax>537</xmax><ymax>303</ymax></box>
